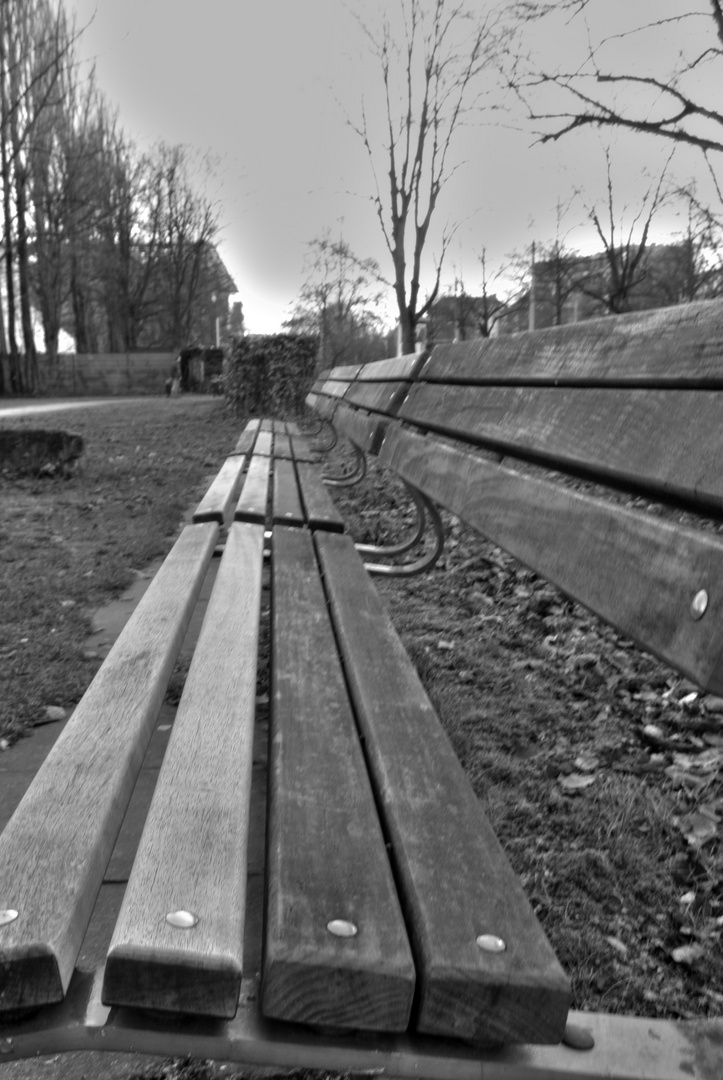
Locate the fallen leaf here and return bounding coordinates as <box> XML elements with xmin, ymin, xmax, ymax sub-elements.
<box><xmin>559</xmin><ymin>773</ymin><xmax>596</xmax><ymax>792</ymax></box>
<box><xmin>671</xmin><ymin>943</ymin><xmax>705</xmax><ymax>965</ymax></box>
<box><xmin>604</xmin><ymin>935</ymin><xmax>628</xmax><ymax>957</ymax></box>
<box><xmin>574</xmin><ymin>753</ymin><xmax>599</xmax><ymax>773</ymax></box>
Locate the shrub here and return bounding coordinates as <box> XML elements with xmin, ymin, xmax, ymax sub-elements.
<box><xmin>223</xmin><ymin>334</ymin><xmax>317</xmax><ymax>417</ymax></box>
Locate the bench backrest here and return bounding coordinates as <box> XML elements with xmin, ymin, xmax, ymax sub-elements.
<box><xmin>308</xmin><ymin>299</ymin><xmax>723</xmax><ymax>694</ymax></box>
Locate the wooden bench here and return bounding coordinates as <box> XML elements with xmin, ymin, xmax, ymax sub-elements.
<box><xmin>1</xmin><ymin>304</ymin><xmax>722</xmax><ymax>1080</ymax></box>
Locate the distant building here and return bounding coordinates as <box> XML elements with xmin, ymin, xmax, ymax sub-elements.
<box><xmin>500</xmin><ymin>242</ymin><xmax>712</xmax><ymax>335</ymax></box>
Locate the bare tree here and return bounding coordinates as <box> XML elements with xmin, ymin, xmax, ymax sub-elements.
<box><xmin>656</xmin><ymin>185</ymin><xmax>723</xmax><ymax>302</ymax></box>
<box><xmin>509</xmin><ymin>1</ymin><xmax>723</xmax><ymax>197</ymax></box>
<box><xmin>352</xmin><ymin>0</ymin><xmax>505</xmax><ymax>354</ymax></box>
<box><xmin>284</xmin><ymin>231</ymin><xmax>388</xmax><ymax>367</ymax></box>
<box><xmin>576</xmin><ymin>148</ymin><xmax>672</xmax><ymax>313</ymax></box>
<box><xmin>475</xmin><ymin>248</ymin><xmax>512</xmax><ymax>337</ymax></box>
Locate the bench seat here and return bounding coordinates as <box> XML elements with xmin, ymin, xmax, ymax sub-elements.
<box><xmin>4</xmin><ymin>293</ymin><xmax>723</xmax><ymax>1078</ymax></box>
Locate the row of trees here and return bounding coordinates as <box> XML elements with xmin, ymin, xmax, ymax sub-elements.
<box><xmin>1</xmin><ymin>0</ymin><xmax>222</xmax><ymax>394</ymax></box>
<box><xmin>288</xmin><ymin>0</ymin><xmax>723</xmax><ymax>364</ymax></box>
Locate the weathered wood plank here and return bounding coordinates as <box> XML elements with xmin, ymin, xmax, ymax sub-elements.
<box><xmin>316</xmin><ymin>530</ymin><xmax>570</xmax><ymax>1045</ymax></box>
<box><xmin>234</xmin><ymin>420</ymin><xmax>260</xmax><ymax>455</ymax></box>
<box><xmin>295</xmin><ymin>463</ymin><xmax>345</xmax><ymax>532</ymax></box>
<box><xmin>342</xmin><ymin>380</ymin><xmax>410</xmax><ymax>415</ymax></box>
<box><xmin>334</xmin><ymin>405</ymin><xmax>389</xmax><ymax>455</ymax></box>
<box><xmin>253</xmin><ymin>431</ymin><xmax>273</xmax><ymax>457</ymax></box>
<box><xmin>274</xmin><ymin>433</ymin><xmax>293</xmax><ymax>459</ymax></box>
<box><xmin>102</xmin><ymin>523</ymin><xmax>264</xmax><ymax>1018</ymax></box>
<box><xmin>193</xmin><ymin>456</ymin><xmax>248</xmax><ymax>525</ymax></box>
<box><xmin>262</xmin><ymin>526</ymin><xmax>415</xmax><ymax>1032</ymax></box>
<box><xmin>322</xmin><ymin>363</ymin><xmax>361</xmax><ymax>382</ymax></box>
<box><xmin>398</xmin><ymin>383</ymin><xmax>723</xmax><ymax>513</ymax></box>
<box><xmin>272</xmin><ymin>458</ymin><xmax>305</xmax><ymax>527</ymax></box>
<box><xmin>309</xmin><ymin>396</ymin><xmax>338</xmax><ymax>421</ymax></box>
<box><xmin>0</xmin><ymin>523</ymin><xmax>218</xmax><ymax>1012</ymax></box>
<box><xmin>289</xmin><ymin>435</ymin><xmax>319</xmax><ymax>463</ymax></box>
<box><xmin>235</xmin><ymin>454</ymin><xmax>271</xmax><ymax>524</ymax></box>
<box><xmin>381</xmin><ymin>425</ymin><xmax>723</xmax><ymax>693</ymax></box>
<box><xmin>423</xmin><ymin>298</ymin><xmax>723</xmax><ymax>386</ymax></box>
<box><xmin>355</xmin><ymin>352</ymin><xmax>428</xmax><ymax>382</ymax></box>
<box><xmin>320</xmin><ymin>379</ymin><xmax>353</xmax><ymax>399</ymax></box>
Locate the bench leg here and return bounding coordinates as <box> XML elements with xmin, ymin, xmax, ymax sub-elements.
<box><xmin>311</xmin><ymin>419</ymin><xmax>338</xmax><ymax>452</ymax></box>
<box><xmin>322</xmin><ymin>440</ymin><xmax>367</xmax><ymax>486</ymax></box>
<box><xmin>358</xmin><ymin>482</ymin><xmax>446</xmax><ymax>577</ymax></box>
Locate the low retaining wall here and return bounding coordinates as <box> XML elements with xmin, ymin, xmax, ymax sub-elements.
<box><xmin>0</xmin><ymin>353</ymin><xmax>177</xmax><ymax>397</ymax></box>
<box><xmin>39</xmin><ymin>353</ymin><xmax>176</xmax><ymax>396</ymax></box>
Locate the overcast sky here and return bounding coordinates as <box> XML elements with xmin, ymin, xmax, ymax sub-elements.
<box><xmin>65</xmin><ymin>0</ymin><xmax>717</xmax><ymax>334</ymax></box>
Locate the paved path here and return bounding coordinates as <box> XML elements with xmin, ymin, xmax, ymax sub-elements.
<box><xmin>0</xmin><ymin>395</ymin><xmax>216</xmax><ymax>419</ymax></box>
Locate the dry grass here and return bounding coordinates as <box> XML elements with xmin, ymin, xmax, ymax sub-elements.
<box><xmin>0</xmin><ymin>396</ymin><xmax>239</xmax><ymax>744</ymax></box>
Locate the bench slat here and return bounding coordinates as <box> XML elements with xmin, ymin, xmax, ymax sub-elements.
<box><xmin>315</xmin><ymin>530</ymin><xmax>570</xmax><ymax>1045</ymax></box>
<box><xmin>295</xmin><ymin>462</ymin><xmax>345</xmax><ymax>532</ymax></box>
<box><xmin>334</xmin><ymin>405</ymin><xmax>389</xmax><ymax>455</ymax></box>
<box><xmin>381</xmin><ymin>424</ymin><xmax>723</xmax><ymax>694</ymax></box>
<box><xmin>274</xmin><ymin>433</ymin><xmax>293</xmax><ymax>459</ymax></box>
<box><xmin>234</xmin><ymin>420</ymin><xmax>260</xmax><ymax>456</ymax></box>
<box><xmin>0</xmin><ymin>523</ymin><xmax>218</xmax><ymax>1012</ymax></box>
<box><xmin>103</xmin><ymin>523</ymin><xmax>265</xmax><ymax>1018</ymax></box>
<box><xmin>254</xmin><ymin>431</ymin><xmax>273</xmax><ymax>456</ymax></box>
<box><xmin>235</xmin><ymin>454</ymin><xmax>271</xmax><ymax>524</ymax></box>
<box><xmin>320</xmin><ymin>379</ymin><xmax>353</xmax><ymax>399</ymax></box>
<box><xmin>423</xmin><ymin>299</ymin><xmax>723</xmax><ymax>387</ymax></box>
<box><xmin>193</xmin><ymin>456</ymin><xmax>248</xmax><ymax>524</ymax></box>
<box><xmin>273</xmin><ymin>458</ymin><xmax>305</xmax><ymax>527</ymax></box>
<box><xmin>289</xmin><ymin>435</ymin><xmax>319</xmax><ymax>463</ymax></box>
<box><xmin>399</xmin><ymin>384</ymin><xmax>723</xmax><ymax>512</ymax></box>
<box><xmin>355</xmin><ymin>352</ymin><xmax>428</xmax><ymax>381</ymax></box>
<box><xmin>343</xmin><ymin>380</ymin><xmax>410</xmax><ymax>415</ymax></box>
<box><xmin>307</xmin><ymin>395</ymin><xmax>338</xmax><ymax>420</ymax></box>
<box><xmin>263</xmin><ymin>526</ymin><xmax>415</xmax><ymax>1032</ymax></box>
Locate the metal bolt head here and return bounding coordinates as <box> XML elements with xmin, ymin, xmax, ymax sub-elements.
<box><xmin>166</xmin><ymin>910</ymin><xmax>199</xmax><ymax>929</ymax></box>
<box><xmin>327</xmin><ymin>918</ymin><xmax>358</xmax><ymax>938</ymax></box>
<box><xmin>476</xmin><ymin>934</ymin><xmax>506</xmax><ymax>953</ymax></box>
<box><xmin>0</xmin><ymin>910</ymin><xmax>18</xmax><ymax>927</ymax></box>
<box><xmin>691</xmin><ymin>589</ymin><xmax>709</xmax><ymax>620</ymax></box>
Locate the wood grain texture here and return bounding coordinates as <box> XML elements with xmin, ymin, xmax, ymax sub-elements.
<box><xmin>253</xmin><ymin>431</ymin><xmax>273</xmax><ymax>457</ymax></box>
<box><xmin>355</xmin><ymin>352</ymin><xmax>428</xmax><ymax>382</ymax></box>
<box><xmin>262</xmin><ymin>526</ymin><xmax>415</xmax><ymax>1032</ymax></box>
<box><xmin>272</xmin><ymin>458</ymin><xmax>304</xmax><ymax>527</ymax></box>
<box><xmin>274</xmin><ymin>433</ymin><xmax>293</xmax><ymax>459</ymax></box>
<box><xmin>398</xmin><ymin>383</ymin><xmax>723</xmax><ymax>512</ymax></box>
<box><xmin>322</xmin><ymin>363</ymin><xmax>361</xmax><ymax>381</ymax></box>
<box><xmin>295</xmin><ymin>463</ymin><xmax>345</xmax><ymax>532</ymax></box>
<box><xmin>0</xmin><ymin>523</ymin><xmax>218</xmax><ymax>1013</ymax></box>
<box><xmin>424</xmin><ymin>298</ymin><xmax>723</xmax><ymax>386</ymax></box>
<box><xmin>193</xmin><ymin>456</ymin><xmax>248</xmax><ymax>524</ymax></box>
<box><xmin>102</xmin><ymin>523</ymin><xmax>265</xmax><ymax>1018</ymax></box>
<box><xmin>320</xmin><ymin>379</ymin><xmax>353</xmax><ymax>399</ymax></box>
<box><xmin>311</xmin><ymin>396</ymin><xmax>338</xmax><ymax>421</ymax></box>
<box><xmin>334</xmin><ymin>406</ymin><xmax>388</xmax><ymax>455</ymax></box>
<box><xmin>315</xmin><ymin>531</ymin><xmax>570</xmax><ymax>1046</ymax></box>
<box><xmin>289</xmin><ymin>435</ymin><xmax>319</xmax><ymax>463</ymax></box>
<box><xmin>342</xmin><ymin>381</ymin><xmax>410</xmax><ymax>415</ymax></box>
<box><xmin>234</xmin><ymin>420</ymin><xmax>260</xmax><ymax>455</ymax></box>
<box><xmin>381</xmin><ymin>425</ymin><xmax>723</xmax><ymax>693</ymax></box>
<box><xmin>235</xmin><ymin>454</ymin><xmax>271</xmax><ymax>524</ymax></box>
